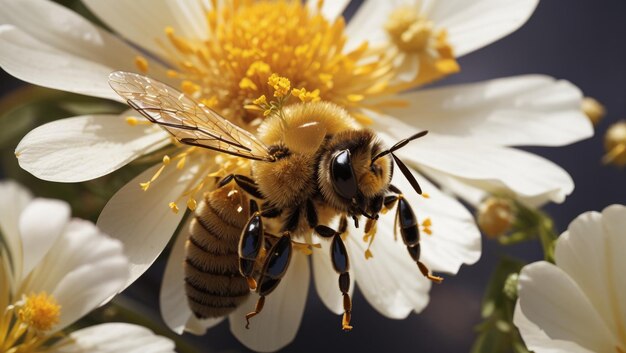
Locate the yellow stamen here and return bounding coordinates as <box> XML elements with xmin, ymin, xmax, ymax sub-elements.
<box><xmin>169</xmin><ymin>202</ymin><xmax>179</xmax><ymax>214</ymax></box>
<box><xmin>181</xmin><ymin>80</ymin><xmax>201</xmax><ymax>95</ymax></box>
<box><xmin>268</xmin><ymin>74</ymin><xmax>291</xmax><ymax>97</ymax></box>
<box><xmin>134</xmin><ymin>55</ymin><xmax>149</xmax><ymax>73</ymax></box>
<box><xmin>291</xmin><ymin>87</ymin><xmax>321</xmax><ymax>103</ymax></box>
<box><xmin>239</xmin><ymin>77</ymin><xmax>258</xmax><ymax>91</ymax></box>
<box><xmin>422</xmin><ymin>193</ymin><xmax>430</xmax><ymax>199</ymax></box>
<box><xmin>17</xmin><ymin>293</ymin><xmax>60</xmax><ymax>332</ymax></box>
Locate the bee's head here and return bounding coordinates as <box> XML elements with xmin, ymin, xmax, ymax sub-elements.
<box><xmin>319</xmin><ymin>130</ymin><xmax>392</xmax><ymax>216</ymax></box>
<box><xmin>319</xmin><ymin>129</ymin><xmax>427</xmax><ymax>219</ymax></box>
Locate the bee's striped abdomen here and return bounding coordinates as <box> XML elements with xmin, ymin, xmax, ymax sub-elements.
<box><xmin>184</xmin><ymin>187</ymin><xmax>250</xmax><ymax>319</ymax></box>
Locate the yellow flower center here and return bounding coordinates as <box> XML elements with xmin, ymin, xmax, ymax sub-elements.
<box><xmin>385</xmin><ymin>9</ymin><xmax>434</xmax><ymax>53</ymax></box>
<box><xmin>384</xmin><ymin>6</ymin><xmax>459</xmax><ymax>85</ymax></box>
<box><xmin>18</xmin><ymin>292</ymin><xmax>61</xmax><ymax>332</ymax></box>
<box><xmin>155</xmin><ymin>0</ymin><xmax>403</xmax><ymax>127</ymax></box>
<box><xmin>0</xmin><ymin>291</ymin><xmax>61</xmax><ymax>352</ymax></box>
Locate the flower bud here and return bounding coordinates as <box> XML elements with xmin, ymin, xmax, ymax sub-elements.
<box><xmin>477</xmin><ymin>197</ymin><xmax>516</xmax><ymax>239</ymax></box>
<box><xmin>602</xmin><ymin>120</ymin><xmax>626</xmax><ymax>167</ymax></box>
<box><xmin>581</xmin><ymin>97</ymin><xmax>605</xmax><ymax>126</ymax></box>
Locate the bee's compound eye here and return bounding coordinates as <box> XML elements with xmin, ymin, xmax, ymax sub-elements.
<box><xmin>330</xmin><ymin>149</ymin><xmax>358</xmax><ymax>200</ymax></box>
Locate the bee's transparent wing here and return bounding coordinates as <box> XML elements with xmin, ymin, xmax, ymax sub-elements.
<box><xmin>108</xmin><ymin>71</ymin><xmax>274</xmax><ymax>162</ymax></box>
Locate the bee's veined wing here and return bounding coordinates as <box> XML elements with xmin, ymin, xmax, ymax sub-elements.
<box><xmin>108</xmin><ymin>71</ymin><xmax>274</xmax><ymax>162</ymax></box>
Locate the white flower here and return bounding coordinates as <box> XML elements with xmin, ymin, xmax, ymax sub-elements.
<box><xmin>514</xmin><ymin>204</ymin><xmax>626</xmax><ymax>353</ymax></box>
<box><xmin>0</xmin><ymin>180</ymin><xmax>175</xmax><ymax>353</ymax></box>
<box><xmin>0</xmin><ymin>0</ymin><xmax>592</xmax><ymax>351</ymax></box>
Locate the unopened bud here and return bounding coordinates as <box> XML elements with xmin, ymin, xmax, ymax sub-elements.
<box><xmin>602</xmin><ymin>121</ymin><xmax>626</xmax><ymax>167</ymax></box>
<box><xmin>581</xmin><ymin>97</ymin><xmax>606</xmax><ymax>126</ymax></box>
<box><xmin>477</xmin><ymin>197</ymin><xmax>516</xmax><ymax>239</ymax></box>
<box><xmin>503</xmin><ymin>273</ymin><xmax>519</xmax><ymax>300</ymax></box>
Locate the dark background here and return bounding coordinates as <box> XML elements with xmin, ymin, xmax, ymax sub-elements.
<box><xmin>1</xmin><ymin>0</ymin><xmax>625</xmax><ymax>352</ymax></box>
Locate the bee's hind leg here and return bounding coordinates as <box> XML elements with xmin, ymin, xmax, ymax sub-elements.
<box><xmin>389</xmin><ymin>186</ymin><xmax>443</xmax><ymax>284</ymax></box>
<box><xmin>245</xmin><ymin>232</ymin><xmax>293</xmax><ymax>329</ymax></box>
<box><xmin>239</xmin><ymin>199</ymin><xmax>264</xmax><ymax>291</ymax></box>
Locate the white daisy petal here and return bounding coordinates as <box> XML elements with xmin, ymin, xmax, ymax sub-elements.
<box><xmin>83</xmin><ymin>0</ymin><xmax>209</xmax><ymax>59</ymax></box>
<box><xmin>312</xmin><ymin>234</ymin><xmax>355</xmax><ymax>315</ymax></box>
<box><xmin>388</xmin><ymin>76</ymin><xmax>592</xmax><ymax>147</ymax></box>
<box><xmin>229</xmin><ymin>253</ymin><xmax>309</xmax><ymax>353</ymax></box>
<box><xmin>18</xmin><ymin>198</ymin><xmax>69</xmax><ymax>279</ymax></box>
<box><xmin>428</xmin><ymin>0</ymin><xmax>539</xmax><ymax>57</ymax></box>
<box><xmin>306</xmin><ymin>0</ymin><xmax>350</xmax><ymax>22</ymax></box>
<box><xmin>48</xmin><ymin>323</ymin><xmax>175</xmax><ymax>353</ymax></box>
<box><xmin>517</xmin><ymin>262</ymin><xmax>615</xmax><ymax>352</ymax></box>
<box><xmin>598</xmin><ymin>205</ymin><xmax>626</xmax><ymax>329</ymax></box>
<box><xmin>387</xmin><ymin>168</ymin><xmax>481</xmax><ymax>273</ymax></box>
<box><xmin>0</xmin><ymin>25</ymin><xmax>123</xmax><ymax>101</ymax></box>
<box><xmin>555</xmin><ymin>205</ymin><xmax>626</xmax><ymax>340</ymax></box>
<box><xmin>15</xmin><ymin>113</ymin><xmax>169</xmax><ymax>182</ymax></box>
<box><xmin>377</xmin><ymin>126</ymin><xmax>574</xmax><ymax>204</ymax></box>
<box><xmin>0</xmin><ymin>0</ymin><xmax>142</xmax><ymax>68</ymax></box>
<box><xmin>97</xmin><ymin>163</ymin><xmax>197</xmax><ymax>289</ymax></box>
<box><xmin>513</xmin><ymin>303</ymin><xmax>595</xmax><ymax>353</ymax></box>
<box><xmin>23</xmin><ymin>219</ymin><xmax>128</xmax><ymax>332</ymax></box>
<box><xmin>160</xmin><ymin>216</ymin><xmax>223</xmax><ymax>335</ymax></box>
<box><xmin>348</xmin><ymin>224</ymin><xmax>431</xmax><ymax>319</ymax></box>
<box><xmin>0</xmin><ymin>181</ymin><xmax>31</xmax><ymax>273</ymax></box>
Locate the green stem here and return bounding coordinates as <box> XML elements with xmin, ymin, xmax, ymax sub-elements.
<box><xmin>536</xmin><ymin>214</ymin><xmax>557</xmax><ymax>263</ymax></box>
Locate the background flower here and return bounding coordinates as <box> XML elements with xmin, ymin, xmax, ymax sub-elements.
<box><xmin>514</xmin><ymin>204</ymin><xmax>626</xmax><ymax>353</ymax></box>
<box><xmin>0</xmin><ymin>180</ymin><xmax>176</xmax><ymax>353</ymax></box>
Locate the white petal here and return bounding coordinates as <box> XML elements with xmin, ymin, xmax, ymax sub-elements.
<box><xmin>15</xmin><ymin>113</ymin><xmax>169</xmax><ymax>182</ymax></box>
<box><xmin>344</xmin><ymin>0</ymin><xmax>409</xmax><ymax>52</ymax></box>
<box><xmin>306</xmin><ymin>0</ymin><xmax>350</xmax><ymax>22</ymax></box>
<box><xmin>0</xmin><ymin>181</ymin><xmax>31</xmax><ymax>274</ymax></box>
<box><xmin>97</xmin><ymin>163</ymin><xmax>196</xmax><ymax>289</ymax></box>
<box><xmin>555</xmin><ymin>205</ymin><xmax>626</xmax><ymax>342</ymax></box>
<box><xmin>0</xmin><ymin>0</ymin><xmax>172</xmax><ymax>98</ymax></box>
<box><xmin>229</xmin><ymin>253</ymin><xmax>309</xmax><ymax>352</ymax></box>
<box><xmin>48</xmin><ymin>323</ymin><xmax>175</xmax><ymax>353</ymax></box>
<box><xmin>389</xmin><ymin>168</ymin><xmax>481</xmax><ymax>273</ymax></box>
<box><xmin>513</xmin><ymin>303</ymin><xmax>595</xmax><ymax>353</ymax></box>
<box><xmin>23</xmin><ymin>219</ymin><xmax>128</xmax><ymax>332</ymax></box>
<box><xmin>599</xmin><ymin>204</ymin><xmax>626</xmax><ymax>332</ymax></box>
<box><xmin>428</xmin><ymin>0</ymin><xmax>539</xmax><ymax>57</ymax></box>
<box><xmin>18</xmin><ymin>198</ymin><xmax>69</xmax><ymax>280</ymax></box>
<box><xmin>83</xmin><ymin>0</ymin><xmax>209</xmax><ymax>59</ymax></box>
<box><xmin>517</xmin><ymin>261</ymin><xmax>616</xmax><ymax>352</ymax></box>
<box><xmin>374</xmin><ymin>120</ymin><xmax>575</xmax><ymax>204</ymax></box>
<box><xmin>312</xmin><ymin>233</ymin><xmax>354</xmax><ymax>315</ymax></box>
<box><xmin>160</xmin><ymin>217</ymin><xmax>223</xmax><ymax>335</ymax></box>
<box><xmin>347</xmin><ymin>223</ymin><xmax>431</xmax><ymax>319</ymax></box>
<box><xmin>387</xmin><ymin>76</ymin><xmax>593</xmax><ymax>147</ymax></box>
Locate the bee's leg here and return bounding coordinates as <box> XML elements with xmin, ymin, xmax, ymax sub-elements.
<box><xmin>393</xmin><ymin>191</ymin><xmax>443</xmax><ymax>284</ymax></box>
<box><xmin>218</xmin><ymin>174</ymin><xmax>264</xmax><ymax>199</ymax></box>
<box><xmin>331</xmin><ymin>233</ymin><xmax>353</xmax><ymax>331</ymax></box>
<box><xmin>311</xmin><ymin>215</ymin><xmax>353</xmax><ymax>331</ymax></box>
<box><xmin>239</xmin><ymin>199</ymin><xmax>264</xmax><ymax>291</ymax></box>
<box><xmin>260</xmin><ymin>201</ymin><xmax>282</xmax><ymax>219</ymax></box>
<box><xmin>245</xmin><ymin>233</ymin><xmax>293</xmax><ymax>329</ymax></box>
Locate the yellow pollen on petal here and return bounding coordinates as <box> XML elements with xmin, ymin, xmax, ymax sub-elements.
<box><xmin>17</xmin><ymin>292</ymin><xmax>60</xmax><ymax>332</ymax></box>
<box><xmin>169</xmin><ymin>202</ymin><xmax>179</xmax><ymax>214</ymax></box>
<box><xmin>135</xmin><ymin>55</ymin><xmax>149</xmax><ymax>73</ymax></box>
<box><xmin>422</xmin><ymin>193</ymin><xmax>430</xmax><ymax>199</ymax></box>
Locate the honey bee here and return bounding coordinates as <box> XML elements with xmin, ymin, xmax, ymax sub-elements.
<box><xmin>108</xmin><ymin>71</ymin><xmax>441</xmax><ymax>332</ymax></box>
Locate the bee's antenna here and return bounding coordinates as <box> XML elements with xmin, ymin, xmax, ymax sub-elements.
<box><xmin>371</xmin><ymin>131</ymin><xmax>428</xmax><ymax>196</ymax></box>
<box><xmin>371</xmin><ymin>130</ymin><xmax>428</xmax><ymax>163</ymax></box>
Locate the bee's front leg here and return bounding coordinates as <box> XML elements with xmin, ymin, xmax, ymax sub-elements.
<box><xmin>389</xmin><ymin>186</ymin><xmax>443</xmax><ymax>284</ymax></box>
